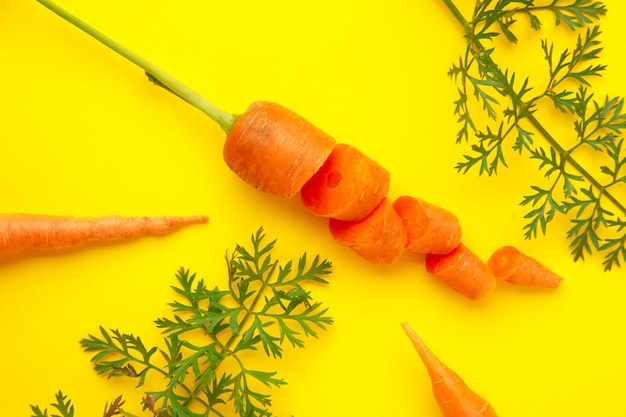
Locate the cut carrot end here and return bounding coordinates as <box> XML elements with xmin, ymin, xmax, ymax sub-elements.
<box><xmin>224</xmin><ymin>101</ymin><xmax>336</xmax><ymax>199</ymax></box>
<box><xmin>487</xmin><ymin>246</ymin><xmax>564</xmax><ymax>289</ymax></box>
<box><xmin>301</xmin><ymin>143</ymin><xmax>390</xmax><ymax>221</ymax></box>
<box><xmin>425</xmin><ymin>243</ymin><xmax>496</xmax><ymax>300</ymax></box>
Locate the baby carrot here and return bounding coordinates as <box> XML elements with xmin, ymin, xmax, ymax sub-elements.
<box><xmin>224</xmin><ymin>101</ymin><xmax>337</xmax><ymax>199</ymax></box>
<box><xmin>425</xmin><ymin>243</ymin><xmax>496</xmax><ymax>300</ymax></box>
<box><xmin>392</xmin><ymin>195</ymin><xmax>462</xmax><ymax>254</ymax></box>
<box><xmin>0</xmin><ymin>214</ymin><xmax>208</xmax><ymax>258</ymax></box>
<box><xmin>487</xmin><ymin>245</ymin><xmax>564</xmax><ymax>288</ymax></box>
<box><xmin>328</xmin><ymin>198</ymin><xmax>407</xmax><ymax>264</ymax></box>
<box><xmin>401</xmin><ymin>322</ymin><xmax>498</xmax><ymax>417</ymax></box>
<box><xmin>300</xmin><ymin>143</ymin><xmax>390</xmax><ymax>221</ymax></box>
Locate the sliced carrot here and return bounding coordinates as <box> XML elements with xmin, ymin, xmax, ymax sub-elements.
<box><xmin>401</xmin><ymin>322</ymin><xmax>498</xmax><ymax>417</ymax></box>
<box><xmin>300</xmin><ymin>143</ymin><xmax>390</xmax><ymax>221</ymax></box>
<box><xmin>328</xmin><ymin>198</ymin><xmax>407</xmax><ymax>264</ymax></box>
<box><xmin>223</xmin><ymin>101</ymin><xmax>337</xmax><ymax>199</ymax></box>
<box><xmin>425</xmin><ymin>243</ymin><xmax>496</xmax><ymax>300</ymax></box>
<box><xmin>487</xmin><ymin>246</ymin><xmax>564</xmax><ymax>288</ymax></box>
<box><xmin>392</xmin><ymin>195</ymin><xmax>462</xmax><ymax>254</ymax></box>
<box><xmin>0</xmin><ymin>214</ymin><xmax>208</xmax><ymax>257</ymax></box>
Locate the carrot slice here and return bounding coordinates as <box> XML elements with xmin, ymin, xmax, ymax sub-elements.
<box><xmin>224</xmin><ymin>101</ymin><xmax>337</xmax><ymax>199</ymax></box>
<box><xmin>425</xmin><ymin>243</ymin><xmax>496</xmax><ymax>300</ymax></box>
<box><xmin>300</xmin><ymin>143</ymin><xmax>390</xmax><ymax>221</ymax></box>
<box><xmin>0</xmin><ymin>214</ymin><xmax>208</xmax><ymax>257</ymax></box>
<box><xmin>392</xmin><ymin>195</ymin><xmax>462</xmax><ymax>254</ymax></box>
<box><xmin>487</xmin><ymin>246</ymin><xmax>564</xmax><ymax>288</ymax></box>
<box><xmin>401</xmin><ymin>322</ymin><xmax>498</xmax><ymax>417</ymax></box>
<box><xmin>328</xmin><ymin>198</ymin><xmax>407</xmax><ymax>264</ymax></box>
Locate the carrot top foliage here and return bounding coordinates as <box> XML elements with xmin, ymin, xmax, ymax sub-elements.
<box><xmin>31</xmin><ymin>228</ymin><xmax>333</xmax><ymax>417</ymax></box>
<box><xmin>443</xmin><ymin>0</ymin><xmax>626</xmax><ymax>270</ymax></box>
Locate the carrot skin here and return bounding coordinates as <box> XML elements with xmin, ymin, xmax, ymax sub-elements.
<box><xmin>487</xmin><ymin>246</ymin><xmax>564</xmax><ymax>288</ymax></box>
<box><xmin>0</xmin><ymin>214</ymin><xmax>208</xmax><ymax>257</ymax></box>
<box><xmin>401</xmin><ymin>322</ymin><xmax>498</xmax><ymax>417</ymax></box>
<box><xmin>224</xmin><ymin>101</ymin><xmax>337</xmax><ymax>199</ymax></box>
<box><xmin>300</xmin><ymin>143</ymin><xmax>390</xmax><ymax>221</ymax></box>
<box><xmin>425</xmin><ymin>243</ymin><xmax>496</xmax><ymax>300</ymax></box>
<box><xmin>328</xmin><ymin>198</ymin><xmax>407</xmax><ymax>264</ymax></box>
<box><xmin>392</xmin><ymin>195</ymin><xmax>462</xmax><ymax>254</ymax></box>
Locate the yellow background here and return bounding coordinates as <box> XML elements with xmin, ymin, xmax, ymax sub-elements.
<box><xmin>2</xmin><ymin>1</ymin><xmax>626</xmax><ymax>416</ymax></box>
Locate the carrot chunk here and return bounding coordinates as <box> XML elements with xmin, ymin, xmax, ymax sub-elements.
<box><xmin>401</xmin><ymin>322</ymin><xmax>498</xmax><ymax>417</ymax></box>
<box><xmin>487</xmin><ymin>246</ymin><xmax>564</xmax><ymax>288</ymax></box>
<box><xmin>0</xmin><ymin>214</ymin><xmax>208</xmax><ymax>258</ymax></box>
<box><xmin>300</xmin><ymin>143</ymin><xmax>390</xmax><ymax>221</ymax></box>
<box><xmin>328</xmin><ymin>198</ymin><xmax>407</xmax><ymax>264</ymax></box>
<box><xmin>224</xmin><ymin>101</ymin><xmax>337</xmax><ymax>199</ymax></box>
<box><xmin>425</xmin><ymin>243</ymin><xmax>496</xmax><ymax>300</ymax></box>
<box><xmin>392</xmin><ymin>195</ymin><xmax>462</xmax><ymax>254</ymax></box>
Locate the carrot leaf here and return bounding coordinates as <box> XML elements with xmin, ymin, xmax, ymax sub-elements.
<box><xmin>442</xmin><ymin>0</ymin><xmax>626</xmax><ymax>269</ymax></box>
<box><xmin>31</xmin><ymin>228</ymin><xmax>333</xmax><ymax>417</ymax></box>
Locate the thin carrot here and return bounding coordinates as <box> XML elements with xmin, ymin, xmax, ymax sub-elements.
<box><xmin>224</xmin><ymin>101</ymin><xmax>337</xmax><ymax>199</ymax></box>
<box><xmin>328</xmin><ymin>198</ymin><xmax>407</xmax><ymax>264</ymax></box>
<box><xmin>401</xmin><ymin>322</ymin><xmax>498</xmax><ymax>417</ymax></box>
<box><xmin>0</xmin><ymin>214</ymin><xmax>208</xmax><ymax>258</ymax></box>
<box><xmin>487</xmin><ymin>245</ymin><xmax>564</xmax><ymax>288</ymax></box>
<box><xmin>425</xmin><ymin>243</ymin><xmax>496</xmax><ymax>300</ymax></box>
<box><xmin>300</xmin><ymin>143</ymin><xmax>390</xmax><ymax>221</ymax></box>
<box><xmin>392</xmin><ymin>195</ymin><xmax>462</xmax><ymax>254</ymax></box>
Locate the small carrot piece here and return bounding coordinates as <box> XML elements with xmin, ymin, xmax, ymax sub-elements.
<box><xmin>0</xmin><ymin>214</ymin><xmax>208</xmax><ymax>258</ymax></box>
<box><xmin>425</xmin><ymin>243</ymin><xmax>496</xmax><ymax>300</ymax></box>
<box><xmin>487</xmin><ymin>245</ymin><xmax>564</xmax><ymax>288</ymax></box>
<box><xmin>300</xmin><ymin>143</ymin><xmax>390</xmax><ymax>221</ymax></box>
<box><xmin>224</xmin><ymin>101</ymin><xmax>337</xmax><ymax>199</ymax></box>
<box><xmin>328</xmin><ymin>198</ymin><xmax>407</xmax><ymax>264</ymax></box>
<box><xmin>392</xmin><ymin>195</ymin><xmax>462</xmax><ymax>254</ymax></box>
<box><xmin>401</xmin><ymin>322</ymin><xmax>498</xmax><ymax>417</ymax></box>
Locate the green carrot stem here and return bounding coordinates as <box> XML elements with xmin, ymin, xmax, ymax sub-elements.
<box><xmin>440</xmin><ymin>0</ymin><xmax>626</xmax><ymax>216</ymax></box>
<box><xmin>36</xmin><ymin>0</ymin><xmax>236</xmax><ymax>133</ymax></box>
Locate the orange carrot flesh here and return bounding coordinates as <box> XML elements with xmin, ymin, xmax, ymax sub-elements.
<box><xmin>392</xmin><ymin>195</ymin><xmax>462</xmax><ymax>254</ymax></box>
<box><xmin>328</xmin><ymin>198</ymin><xmax>407</xmax><ymax>264</ymax></box>
<box><xmin>425</xmin><ymin>243</ymin><xmax>496</xmax><ymax>300</ymax></box>
<box><xmin>300</xmin><ymin>143</ymin><xmax>390</xmax><ymax>221</ymax></box>
<box><xmin>224</xmin><ymin>101</ymin><xmax>337</xmax><ymax>199</ymax></box>
<box><xmin>401</xmin><ymin>322</ymin><xmax>498</xmax><ymax>417</ymax></box>
<box><xmin>0</xmin><ymin>214</ymin><xmax>208</xmax><ymax>257</ymax></box>
<box><xmin>487</xmin><ymin>246</ymin><xmax>564</xmax><ymax>288</ymax></box>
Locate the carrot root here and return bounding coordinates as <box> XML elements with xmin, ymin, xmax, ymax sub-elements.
<box><xmin>425</xmin><ymin>243</ymin><xmax>496</xmax><ymax>300</ymax></box>
<box><xmin>401</xmin><ymin>322</ymin><xmax>498</xmax><ymax>417</ymax></box>
<box><xmin>224</xmin><ymin>101</ymin><xmax>337</xmax><ymax>199</ymax></box>
<box><xmin>300</xmin><ymin>143</ymin><xmax>390</xmax><ymax>221</ymax></box>
<box><xmin>328</xmin><ymin>198</ymin><xmax>407</xmax><ymax>264</ymax></box>
<box><xmin>0</xmin><ymin>214</ymin><xmax>208</xmax><ymax>257</ymax></box>
<box><xmin>392</xmin><ymin>195</ymin><xmax>462</xmax><ymax>254</ymax></box>
<box><xmin>487</xmin><ymin>246</ymin><xmax>564</xmax><ymax>288</ymax></box>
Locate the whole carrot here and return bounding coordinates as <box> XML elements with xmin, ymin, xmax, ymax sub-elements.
<box><xmin>328</xmin><ymin>198</ymin><xmax>407</xmax><ymax>264</ymax></box>
<box><xmin>425</xmin><ymin>243</ymin><xmax>496</xmax><ymax>300</ymax></box>
<box><xmin>392</xmin><ymin>195</ymin><xmax>462</xmax><ymax>254</ymax></box>
<box><xmin>487</xmin><ymin>245</ymin><xmax>564</xmax><ymax>288</ymax></box>
<box><xmin>0</xmin><ymin>214</ymin><xmax>208</xmax><ymax>258</ymax></box>
<box><xmin>300</xmin><ymin>143</ymin><xmax>390</xmax><ymax>221</ymax></box>
<box><xmin>224</xmin><ymin>101</ymin><xmax>337</xmax><ymax>199</ymax></box>
<box><xmin>401</xmin><ymin>322</ymin><xmax>498</xmax><ymax>417</ymax></box>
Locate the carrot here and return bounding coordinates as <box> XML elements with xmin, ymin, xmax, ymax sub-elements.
<box><xmin>328</xmin><ymin>198</ymin><xmax>407</xmax><ymax>264</ymax></box>
<box><xmin>392</xmin><ymin>195</ymin><xmax>462</xmax><ymax>254</ymax></box>
<box><xmin>425</xmin><ymin>243</ymin><xmax>496</xmax><ymax>300</ymax></box>
<box><xmin>0</xmin><ymin>214</ymin><xmax>208</xmax><ymax>258</ymax></box>
<box><xmin>300</xmin><ymin>143</ymin><xmax>390</xmax><ymax>221</ymax></box>
<box><xmin>401</xmin><ymin>322</ymin><xmax>498</xmax><ymax>417</ymax></box>
<box><xmin>223</xmin><ymin>101</ymin><xmax>337</xmax><ymax>199</ymax></box>
<box><xmin>487</xmin><ymin>245</ymin><xmax>564</xmax><ymax>288</ymax></box>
